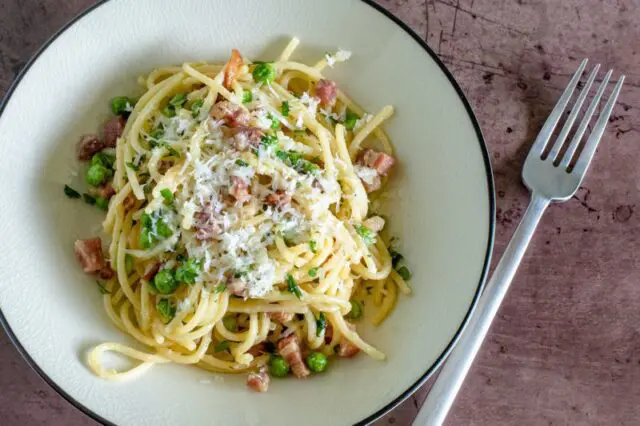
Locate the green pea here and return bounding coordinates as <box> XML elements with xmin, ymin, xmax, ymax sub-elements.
<box><xmin>91</xmin><ymin>152</ymin><xmax>116</xmax><ymax>169</ymax></box>
<box><xmin>269</xmin><ymin>356</ymin><xmax>290</xmax><ymax>377</ymax></box>
<box><xmin>111</xmin><ymin>96</ymin><xmax>133</xmax><ymax>116</ymax></box>
<box><xmin>306</xmin><ymin>352</ymin><xmax>328</xmax><ymax>373</ymax></box>
<box><xmin>153</xmin><ymin>269</ymin><xmax>178</xmax><ymax>294</ymax></box>
<box><xmin>252</xmin><ymin>63</ymin><xmax>276</xmax><ymax>84</ymax></box>
<box><xmin>214</xmin><ymin>340</ymin><xmax>230</xmax><ymax>353</ymax></box>
<box><xmin>222</xmin><ymin>316</ymin><xmax>237</xmax><ymax>332</ymax></box>
<box><xmin>86</xmin><ymin>163</ymin><xmax>109</xmax><ymax>187</ymax></box>
<box><xmin>95</xmin><ymin>196</ymin><xmax>109</xmax><ymax>211</ymax></box>
<box><xmin>347</xmin><ymin>300</ymin><xmax>363</xmax><ymax>320</ymax></box>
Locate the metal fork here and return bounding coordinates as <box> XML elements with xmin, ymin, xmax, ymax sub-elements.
<box><xmin>413</xmin><ymin>60</ymin><xmax>625</xmax><ymax>426</ymax></box>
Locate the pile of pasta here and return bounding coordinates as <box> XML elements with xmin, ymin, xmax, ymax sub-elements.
<box><xmin>76</xmin><ymin>38</ymin><xmax>411</xmax><ymax>390</ymax></box>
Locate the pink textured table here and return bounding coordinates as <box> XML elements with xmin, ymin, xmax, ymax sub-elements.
<box><xmin>2</xmin><ymin>1</ymin><xmax>639</xmax><ymax>425</ymax></box>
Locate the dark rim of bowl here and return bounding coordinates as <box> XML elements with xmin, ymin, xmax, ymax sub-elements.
<box><xmin>0</xmin><ymin>1</ymin><xmax>496</xmax><ymax>425</ymax></box>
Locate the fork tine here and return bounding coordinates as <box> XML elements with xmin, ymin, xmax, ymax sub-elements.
<box><xmin>571</xmin><ymin>75</ymin><xmax>625</xmax><ymax>175</ymax></box>
<box><xmin>529</xmin><ymin>59</ymin><xmax>588</xmax><ymax>155</ymax></box>
<box><xmin>559</xmin><ymin>70</ymin><xmax>613</xmax><ymax>168</ymax></box>
<box><xmin>547</xmin><ymin>64</ymin><xmax>601</xmax><ymax>162</ymax></box>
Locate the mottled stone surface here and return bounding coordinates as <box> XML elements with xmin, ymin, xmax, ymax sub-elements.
<box><xmin>1</xmin><ymin>1</ymin><xmax>640</xmax><ymax>425</ymax></box>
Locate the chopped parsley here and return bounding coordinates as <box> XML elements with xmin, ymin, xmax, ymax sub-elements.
<box><xmin>344</xmin><ymin>111</ymin><xmax>359</xmax><ymax>130</ymax></box>
<box><xmin>175</xmin><ymin>258</ymin><xmax>200</xmax><ymax>285</ymax></box>
<box><xmin>347</xmin><ymin>300</ymin><xmax>363</xmax><ymax>320</ymax></box>
<box><xmin>354</xmin><ymin>225</ymin><xmax>376</xmax><ymax>246</ymax></box>
<box><xmin>276</xmin><ymin>149</ymin><xmax>320</xmax><ymax>175</ymax></box>
<box><xmin>309</xmin><ymin>240</ymin><xmax>317</xmax><ymax>253</ymax></box>
<box><xmin>190</xmin><ymin>99</ymin><xmax>204</xmax><ymax>117</ymax></box>
<box><xmin>83</xmin><ymin>193</ymin><xmax>96</xmax><ymax>205</ymax></box>
<box><xmin>126</xmin><ymin>162</ymin><xmax>139</xmax><ymax>171</ymax></box>
<box><xmin>139</xmin><ymin>211</ymin><xmax>173</xmax><ymax>249</ymax></box>
<box><xmin>269</xmin><ymin>113</ymin><xmax>280</xmax><ymax>129</ymax></box>
<box><xmin>281</xmin><ymin>101</ymin><xmax>290</xmax><ymax>117</ymax></box>
<box><xmin>63</xmin><ymin>185</ymin><xmax>81</xmax><ymax>199</ymax></box>
<box><xmin>156</xmin><ymin>299</ymin><xmax>176</xmax><ymax>323</ymax></box>
<box><xmin>160</xmin><ymin>188</ymin><xmax>174</xmax><ymax>204</ymax></box>
<box><xmin>111</xmin><ymin>96</ymin><xmax>134</xmax><ymax>116</ymax></box>
<box><xmin>308</xmin><ymin>267</ymin><xmax>318</xmax><ymax>278</ymax></box>
<box><xmin>316</xmin><ymin>312</ymin><xmax>326</xmax><ymax>337</ymax></box>
<box><xmin>214</xmin><ymin>282</ymin><xmax>227</xmax><ymax>294</ymax></box>
<box><xmin>235</xmin><ymin>159</ymin><xmax>249</xmax><ymax>167</ymax></box>
<box><xmin>286</xmin><ymin>274</ymin><xmax>302</xmax><ymax>299</ymax></box>
<box><xmin>96</xmin><ymin>281</ymin><xmax>110</xmax><ymax>295</ymax></box>
<box><xmin>242</xmin><ymin>91</ymin><xmax>253</xmax><ymax>103</ymax></box>
<box><xmin>214</xmin><ymin>340</ymin><xmax>230</xmax><ymax>353</ymax></box>
<box><xmin>260</xmin><ymin>134</ymin><xmax>278</xmax><ymax>147</ymax></box>
<box><xmin>169</xmin><ymin>93</ymin><xmax>187</xmax><ymax>107</ymax></box>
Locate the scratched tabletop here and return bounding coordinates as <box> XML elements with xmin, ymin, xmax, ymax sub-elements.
<box><xmin>1</xmin><ymin>0</ymin><xmax>639</xmax><ymax>425</ymax></box>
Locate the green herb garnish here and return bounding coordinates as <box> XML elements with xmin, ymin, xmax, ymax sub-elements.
<box><xmin>286</xmin><ymin>274</ymin><xmax>302</xmax><ymax>299</ymax></box>
<box><xmin>344</xmin><ymin>111</ymin><xmax>359</xmax><ymax>130</ymax></box>
<box><xmin>82</xmin><ymin>193</ymin><xmax>96</xmax><ymax>205</ymax></box>
<box><xmin>64</xmin><ymin>185</ymin><xmax>81</xmax><ymax>199</ymax></box>
<box><xmin>236</xmin><ymin>159</ymin><xmax>249</xmax><ymax>167</ymax></box>
<box><xmin>160</xmin><ymin>188</ymin><xmax>174</xmax><ymax>204</ymax></box>
<box><xmin>169</xmin><ymin>93</ymin><xmax>187</xmax><ymax>107</ymax></box>
<box><xmin>190</xmin><ymin>99</ymin><xmax>204</xmax><ymax>117</ymax></box>
<box><xmin>309</xmin><ymin>240</ymin><xmax>317</xmax><ymax>253</ymax></box>
<box><xmin>347</xmin><ymin>300</ymin><xmax>363</xmax><ymax>320</ymax></box>
<box><xmin>156</xmin><ymin>299</ymin><xmax>176</xmax><ymax>323</ymax></box>
<box><xmin>308</xmin><ymin>268</ymin><xmax>318</xmax><ymax>278</ymax></box>
<box><xmin>281</xmin><ymin>101</ymin><xmax>290</xmax><ymax>117</ymax></box>
<box><xmin>214</xmin><ymin>340</ymin><xmax>230</xmax><ymax>353</ymax></box>
<box><xmin>315</xmin><ymin>312</ymin><xmax>326</xmax><ymax>337</ymax></box>
<box><xmin>96</xmin><ymin>281</ymin><xmax>110</xmax><ymax>295</ymax></box>
<box><xmin>175</xmin><ymin>258</ymin><xmax>200</xmax><ymax>285</ymax></box>
<box><xmin>111</xmin><ymin>96</ymin><xmax>134</xmax><ymax>116</ymax></box>
<box><xmin>354</xmin><ymin>225</ymin><xmax>376</xmax><ymax>246</ymax></box>
<box><xmin>242</xmin><ymin>91</ymin><xmax>253</xmax><ymax>103</ymax></box>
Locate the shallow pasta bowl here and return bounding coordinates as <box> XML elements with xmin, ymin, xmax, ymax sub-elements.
<box><xmin>0</xmin><ymin>0</ymin><xmax>494</xmax><ymax>425</ymax></box>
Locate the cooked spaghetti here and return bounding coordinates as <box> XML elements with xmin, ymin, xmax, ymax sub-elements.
<box><xmin>68</xmin><ymin>38</ymin><xmax>412</xmax><ymax>391</ymax></box>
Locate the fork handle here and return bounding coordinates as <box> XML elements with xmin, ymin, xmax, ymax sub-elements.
<box><xmin>412</xmin><ymin>194</ymin><xmax>551</xmax><ymax>426</ymax></box>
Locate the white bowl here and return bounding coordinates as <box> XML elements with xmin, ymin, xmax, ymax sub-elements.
<box><xmin>0</xmin><ymin>0</ymin><xmax>494</xmax><ymax>424</ymax></box>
